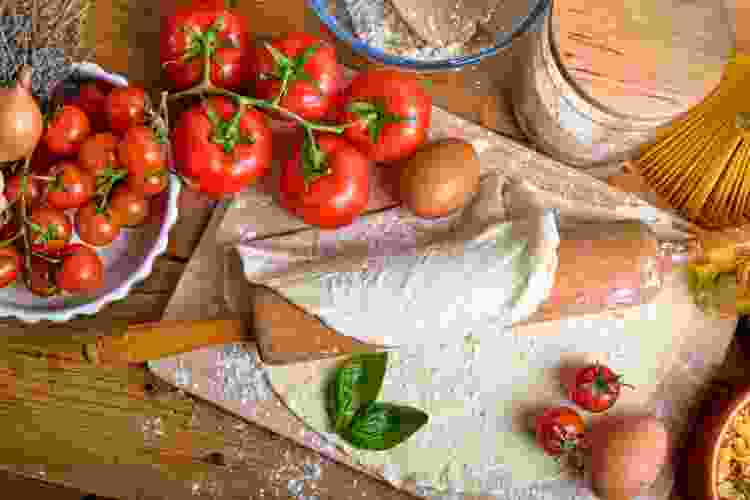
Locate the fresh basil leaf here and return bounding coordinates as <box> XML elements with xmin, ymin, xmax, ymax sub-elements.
<box><xmin>342</xmin><ymin>402</ymin><xmax>428</xmax><ymax>451</ymax></box>
<box><xmin>328</xmin><ymin>353</ymin><xmax>388</xmax><ymax>433</ymax></box>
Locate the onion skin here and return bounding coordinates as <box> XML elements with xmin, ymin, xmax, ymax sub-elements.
<box><xmin>0</xmin><ymin>66</ymin><xmax>43</xmax><ymax>163</ymax></box>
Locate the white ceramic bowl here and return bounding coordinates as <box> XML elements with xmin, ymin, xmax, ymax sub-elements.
<box><xmin>0</xmin><ymin>62</ymin><xmax>181</xmax><ymax>322</ymax></box>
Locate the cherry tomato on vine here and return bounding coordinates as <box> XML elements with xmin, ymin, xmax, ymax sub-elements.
<box><xmin>279</xmin><ymin>134</ymin><xmax>370</xmax><ymax>229</ymax></box>
<box><xmin>535</xmin><ymin>407</ymin><xmax>587</xmax><ymax>457</ymax></box>
<box><xmin>76</xmin><ymin>202</ymin><xmax>123</xmax><ymax>247</ymax></box>
<box><xmin>160</xmin><ymin>0</ymin><xmax>251</xmax><ymax>90</ymax></box>
<box><xmin>79</xmin><ymin>132</ymin><xmax>120</xmax><ymax>177</ymax></box>
<box><xmin>28</xmin><ymin>255</ymin><xmax>59</xmax><ymax>297</ymax></box>
<box><xmin>43</xmin><ymin>104</ymin><xmax>91</xmax><ymax>156</ymax></box>
<box><xmin>0</xmin><ymin>246</ymin><xmax>21</xmax><ymax>288</ymax></box>
<box><xmin>248</xmin><ymin>32</ymin><xmax>339</xmax><ymax>122</ymax></box>
<box><xmin>568</xmin><ymin>363</ymin><xmax>633</xmax><ymax>414</ymax></box>
<box><xmin>45</xmin><ymin>161</ymin><xmax>95</xmax><ymax>210</ymax></box>
<box><xmin>105</xmin><ymin>87</ymin><xmax>146</xmax><ymax>134</ymax></box>
<box><xmin>117</xmin><ymin>125</ymin><xmax>167</xmax><ymax>196</ymax></box>
<box><xmin>4</xmin><ymin>174</ymin><xmax>40</xmax><ymax>205</ymax></box>
<box><xmin>340</xmin><ymin>69</ymin><xmax>432</xmax><ymax>163</ymax></box>
<box><xmin>56</xmin><ymin>243</ymin><xmax>105</xmax><ymax>294</ymax></box>
<box><xmin>29</xmin><ymin>206</ymin><xmax>73</xmax><ymax>252</ymax></box>
<box><xmin>172</xmin><ymin>96</ymin><xmax>273</xmax><ymax>197</ymax></box>
<box><xmin>74</xmin><ymin>81</ymin><xmax>113</xmax><ymax>131</ymax></box>
<box><xmin>108</xmin><ymin>185</ymin><xmax>149</xmax><ymax>227</ymax></box>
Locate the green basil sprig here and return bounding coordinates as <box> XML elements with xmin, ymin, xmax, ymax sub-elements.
<box><xmin>327</xmin><ymin>353</ymin><xmax>428</xmax><ymax>451</ymax></box>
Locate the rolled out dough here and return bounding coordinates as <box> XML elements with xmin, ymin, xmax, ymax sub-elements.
<box><xmin>266</xmin><ymin>268</ymin><xmax>737</xmax><ymax>496</ymax></box>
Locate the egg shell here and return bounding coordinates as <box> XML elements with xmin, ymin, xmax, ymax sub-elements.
<box><xmin>589</xmin><ymin>415</ymin><xmax>670</xmax><ymax>500</ymax></box>
<box><xmin>398</xmin><ymin>139</ymin><xmax>481</xmax><ymax>218</ymax></box>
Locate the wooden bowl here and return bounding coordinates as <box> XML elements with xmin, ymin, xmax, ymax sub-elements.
<box><xmin>687</xmin><ymin>383</ymin><xmax>750</xmax><ymax>500</ymax></box>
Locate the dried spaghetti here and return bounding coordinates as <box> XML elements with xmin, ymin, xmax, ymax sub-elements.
<box><xmin>634</xmin><ymin>54</ymin><xmax>750</xmax><ymax>229</ymax></box>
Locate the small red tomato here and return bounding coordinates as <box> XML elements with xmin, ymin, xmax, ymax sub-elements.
<box><xmin>569</xmin><ymin>364</ymin><xmax>633</xmax><ymax>414</ymax></box>
<box><xmin>0</xmin><ymin>221</ymin><xmax>19</xmax><ymax>242</ymax></box>
<box><xmin>172</xmin><ymin>96</ymin><xmax>273</xmax><ymax>197</ymax></box>
<box><xmin>76</xmin><ymin>202</ymin><xmax>122</xmax><ymax>247</ymax></box>
<box><xmin>4</xmin><ymin>174</ymin><xmax>40</xmax><ymax>204</ymax></box>
<box><xmin>108</xmin><ymin>185</ymin><xmax>149</xmax><ymax>227</ymax></box>
<box><xmin>160</xmin><ymin>1</ymin><xmax>251</xmax><ymax>90</ymax></box>
<box><xmin>340</xmin><ymin>69</ymin><xmax>432</xmax><ymax>163</ymax></box>
<box><xmin>127</xmin><ymin>168</ymin><xmax>169</xmax><ymax>197</ymax></box>
<box><xmin>45</xmin><ymin>162</ymin><xmax>95</xmax><ymax>210</ymax></box>
<box><xmin>535</xmin><ymin>407</ymin><xmax>587</xmax><ymax>457</ymax></box>
<box><xmin>74</xmin><ymin>81</ymin><xmax>113</xmax><ymax>130</ymax></box>
<box><xmin>0</xmin><ymin>246</ymin><xmax>21</xmax><ymax>288</ymax></box>
<box><xmin>105</xmin><ymin>87</ymin><xmax>146</xmax><ymax>134</ymax></box>
<box><xmin>79</xmin><ymin>132</ymin><xmax>120</xmax><ymax>177</ymax></box>
<box><xmin>43</xmin><ymin>105</ymin><xmax>91</xmax><ymax>156</ymax></box>
<box><xmin>279</xmin><ymin>134</ymin><xmax>370</xmax><ymax>229</ymax></box>
<box><xmin>56</xmin><ymin>244</ymin><xmax>105</xmax><ymax>294</ymax></box>
<box><xmin>29</xmin><ymin>206</ymin><xmax>73</xmax><ymax>252</ymax></box>
<box><xmin>28</xmin><ymin>255</ymin><xmax>59</xmax><ymax>297</ymax></box>
<box><xmin>248</xmin><ymin>33</ymin><xmax>339</xmax><ymax>122</ymax></box>
<box><xmin>117</xmin><ymin>126</ymin><xmax>166</xmax><ymax>176</ymax></box>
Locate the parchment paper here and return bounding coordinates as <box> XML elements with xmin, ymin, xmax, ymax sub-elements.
<box><xmin>149</xmin><ymin>77</ymin><xmax>734</xmax><ymax>499</ymax></box>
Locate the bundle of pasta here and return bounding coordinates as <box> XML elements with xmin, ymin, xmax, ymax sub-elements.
<box><xmin>634</xmin><ymin>53</ymin><xmax>750</xmax><ymax>229</ymax></box>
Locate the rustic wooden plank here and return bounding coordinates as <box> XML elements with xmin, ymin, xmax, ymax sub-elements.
<box><xmin>0</xmin><ymin>470</ymin><xmax>111</xmax><ymax>500</ymax></box>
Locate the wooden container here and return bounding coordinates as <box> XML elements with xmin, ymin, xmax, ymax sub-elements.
<box><xmin>512</xmin><ymin>0</ymin><xmax>733</xmax><ymax>169</ymax></box>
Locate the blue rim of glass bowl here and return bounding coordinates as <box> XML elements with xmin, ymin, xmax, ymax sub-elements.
<box><xmin>307</xmin><ymin>0</ymin><xmax>552</xmax><ymax>72</ymax></box>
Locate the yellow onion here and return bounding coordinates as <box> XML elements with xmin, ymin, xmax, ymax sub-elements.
<box><xmin>0</xmin><ymin>66</ymin><xmax>43</xmax><ymax>163</ymax></box>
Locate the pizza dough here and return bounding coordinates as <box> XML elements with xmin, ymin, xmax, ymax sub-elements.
<box><xmin>266</xmin><ymin>269</ymin><xmax>737</xmax><ymax>496</ymax></box>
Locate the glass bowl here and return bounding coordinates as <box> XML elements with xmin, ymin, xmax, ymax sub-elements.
<box><xmin>307</xmin><ymin>0</ymin><xmax>552</xmax><ymax>72</ymax></box>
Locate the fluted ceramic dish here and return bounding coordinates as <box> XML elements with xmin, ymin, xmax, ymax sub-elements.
<box><xmin>0</xmin><ymin>62</ymin><xmax>181</xmax><ymax>322</ymax></box>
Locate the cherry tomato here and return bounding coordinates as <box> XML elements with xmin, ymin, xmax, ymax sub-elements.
<box><xmin>172</xmin><ymin>96</ymin><xmax>272</xmax><ymax>197</ymax></box>
<box><xmin>117</xmin><ymin>125</ymin><xmax>166</xmax><ymax>175</ymax></box>
<box><xmin>568</xmin><ymin>364</ymin><xmax>633</xmax><ymax>414</ymax></box>
<box><xmin>4</xmin><ymin>174</ymin><xmax>40</xmax><ymax>204</ymax></box>
<box><xmin>74</xmin><ymin>81</ymin><xmax>113</xmax><ymax>131</ymax></box>
<box><xmin>29</xmin><ymin>206</ymin><xmax>73</xmax><ymax>251</ymax></box>
<box><xmin>56</xmin><ymin>244</ymin><xmax>105</xmax><ymax>294</ymax></box>
<box><xmin>108</xmin><ymin>185</ymin><xmax>149</xmax><ymax>227</ymax></box>
<box><xmin>45</xmin><ymin>161</ymin><xmax>95</xmax><ymax>210</ymax></box>
<box><xmin>160</xmin><ymin>0</ymin><xmax>251</xmax><ymax>90</ymax></box>
<box><xmin>105</xmin><ymin>87</ymin><xmax>146</xmax><ymax>134</ymax></box>
<box><xmin>28</xmin><ymin>255</ymin><xmax>59</xmax><ymax>297</ymax></box>
<box><xmin>535</xmin><ymin>407</ymin><xmax>587</xmax><ymax>457</ymax></box>
<box><xmin>43</xmin><ymin>104</ymin><xmax>91</xmax><ymax>156</ymax></box>
<box><xmin>79</xmin><ymin>132</ymin><xmax>120</xmax><ymax>177</ymax></box>
<box><xmin>280</xmin><ymin>134</ymin><xmax>370</xmax><ymax>229</ymax></box>
<box><xmin>0</xmin><ymin>246</ymin><xmax>21</xmax><ymax>288</ymax></box>
<box><xmin>76</xmin><ymin>202</ymin><xmax>122</xmax><ymax>247</ymax></box>
<box><xmin>248</xmin><ymin>32</ymin><xmax>339</xmax><ymax>122</ymax></box>
<box><xmin>340</xmin><ymin>70</ymin><xmax>432</xmax><ymax>163</ymax></box>
<box><xmin>127</xmin><ymin>168</ymin><xmax>169</xmax><ymax>197</ymax></box>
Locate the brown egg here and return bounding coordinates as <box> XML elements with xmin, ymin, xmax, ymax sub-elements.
<box><xmin>589</xmin><ymin>415</ymin><xmax>670</xmax><ymax>500</ymax></box>
<box><xmin>398</xmin><ymin>139</ymin><xmax>480</xmax><ymax>218</ymax></box>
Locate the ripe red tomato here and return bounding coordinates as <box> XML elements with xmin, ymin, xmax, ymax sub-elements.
<box><xmin>117</xmin><ymin>125</ymin><xmax>166</xmax><ymax>181</ymax></box>
<box><xmin>569</xmin><ymin>364</ymin><xmax>633</xmax><ymax>414</ymax></box>
<box><xmin>76</xmin><ymin>202</ymin><xmax>123</xmax><ymax>247</ymax></box>
<box><xmin>43</xmin><ymin>105</ymin><xmax>91</xmax><ymax>156</ymax></box>
<box><xmin>340</xmin><ymin>70</ymin><xmax>431</xmax><ymax>163</ymax></box>
<box><xmin>535</xmin><ymin>407</ymin><xmax>587</xmax><ymax>457</ymax></box>
<box><xmin>248</xmin><ymin>32</ymin><xmax>339</xmax><ymax>122</ymax></box>
<box><xmin>28</xmin><ymin>255</ymin><xmax>59</xmax><ymax>297</ymax></box>
<box><xmin>279</xmin><ymin>134</ymin><xmax>370</xmax><ymax>229</ymax></box>
<box><xmin>29</xmin><ymin>206</ymin><xmax>73</xmax><ymax>251</ymax></box>
<box><xmin>172</xmin><ymin>96</ymin><xmax>273</xmax><ymax>197</ymax></box>
<box><xmin>105</xmin><ymin>87</ymin><xmax>146</xmax><ymax>134</ymax></box>
<box><xmin>56</xmin><ymin>244</ymin><xmax>105</xmax><ymax>294</ymax></box>
<box><xmin>160</xmin><ymin>0</ymin><xmax>251</xmax><ymax>90</ymax></box>
<box><xmin>79</xmin><ymin>132</ymin><xmax>120</xmax><ymax>177</ymax></box>
<box><xmin>108</xmin><ymin>185</ymin><xmax>149</xmax><ymax>227</ymax></box>
<box><xmin>74</xmin><ymin>81</ymin><xmax>113</xmax><ymax>131</ymax></box>
<box><xmin>4</xmin><ymin>174</ymin><xmax>40</xmax><ymax>204</ymax></box>
<box><xmin>45</xmin><ymin>162</ymin><xmax>95</xmax><ymax>210</ymax></box>
<box><xmin>0</xmin><ymin>246</ymin><xmax>21</xmax><ymax>288</ymax></box>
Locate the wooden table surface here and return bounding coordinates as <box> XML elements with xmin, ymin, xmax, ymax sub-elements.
<box><xmin>0</xmin><ymin>1</ymin><xmax>747</xmax><ymax>498</ymax></box>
